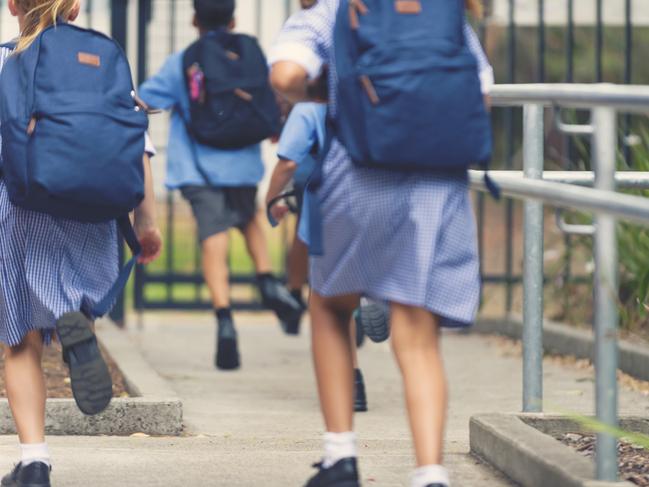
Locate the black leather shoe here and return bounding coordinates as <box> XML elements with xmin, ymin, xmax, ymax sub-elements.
<box><xmin>305</xmin><ymin>458</ymin><xmax>360</xmax><ymax>487</ymax></box>
<box><xmin>354</xmin><ymin>369</ymin><xmax>368</xmax><ymax>413</ymax></box>
<box><xmin>282</xmin><ymin>306</ymin><xmax>304</xmax><ymax>336</ymax></box>
<box><xmin>57</xmin><ymin>311</ymin><xmax>112</xmax><ymax>415</ymax></box>
<box><xmin>257</xmin><ymin>275</ymin><xmax>303</xmax><ymax>325</ymax></box>
<box><xmin>2</xmin><ymin>462</ymin><xmax>51</xmax><ymax>487</ymax></box>
<box><xmin>425</xmin><ymin>484</ymin><xmax>448</xmax><ymax>487</ymax></box>
<box><xmin>282</xmin><ymin>291</ymin><xmax>306</xmax><ymax>336</ymax></box>
<box><xmin>215</xmin><ymin>316</ymin><xmax>240</xmax><ymax>370</ymax></box>
<box><xmin>355</xmin><ymin>300</ymin><xmax>390</xmax><ymax>343</ymax></box>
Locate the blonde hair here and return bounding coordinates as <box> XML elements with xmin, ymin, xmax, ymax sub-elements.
<box><xmin>14</xmin><ymin>0</ymin><xmax>78</xmax><ymax>52</ymax></box>
<box><xmin>465</xmin><ymin>0</ymin><xmax>484</xmax><ymax>18</ymax></box>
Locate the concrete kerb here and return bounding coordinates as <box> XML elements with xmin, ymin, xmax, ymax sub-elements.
<box><xmin>475</xmin><ymin>316</ymin><xmax>649</xmax><ymax>382</ymax></box>
<box><xmin>470</xmin><ymin>413</ymin><xmax>635</xmax><ymax>487</ymax></box>
<box><xmin>0</xmin><ymin>320</ymin><xmax>183</xmax><ymax>436</ymax></box>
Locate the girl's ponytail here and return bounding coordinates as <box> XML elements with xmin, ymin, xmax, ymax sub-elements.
<box><xmin>465</xmin><ymin>0</ymin><xmax>484</xmax><ymax>19</ymax></box>
<box><xmin>15</xmin><ymin>0</ymin><xmax>78</xmax><ymax>52</ymax></box>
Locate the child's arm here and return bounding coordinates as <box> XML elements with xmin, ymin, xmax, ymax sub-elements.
<box><xmin>138</xmin><ymin>54</ymin><xmax>182</xmax><ymax>110</ymax></box>
<box><xmin>266</xmin><ymin>158</ymin><xmax>298</xmax><ymax>223</ymax></box>
<box><xmin>134</xmin><ymin>152</ymin><xmax>162</xmax><ymax>264</ymax></box>
<box><xmin>463</xmin><ymin>23</ymin><xmax>494</xmax><ymax>107</ymax></box>
<box><xmin>269</xmin><ymin>1</ymin><xmax>333</xmax><ymax>103</ymax></box>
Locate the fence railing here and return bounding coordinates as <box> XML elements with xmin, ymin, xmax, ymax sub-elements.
<box><xmin>471</xmin><ymin>82</ymin><xmax>649</xmax><ymax>482</ymax></box>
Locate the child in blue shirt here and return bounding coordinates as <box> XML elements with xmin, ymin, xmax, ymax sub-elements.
<box><xmin>139</xmin><ymin>0</ymin><xmax>301</xmax><ymax>372</ymax></box>
<box><xmin>267</xmin><ymin>99</ymin><xmax>392</xmax><ymax>414</ymax></box>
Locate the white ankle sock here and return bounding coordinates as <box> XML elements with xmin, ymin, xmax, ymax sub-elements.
<box><xmin>20</xmin><ymin>443</ymin><xmax>50</xmax><ymax>467</ymax></box>
<box><xmin>411</xmin><ymin>465</ymin><xmax>450</xmax><ymax>487</ymax></box>
<box><xmin>322</xmin><ymin>431</ymin><xmax>356</xmax><ymax>469</ymax></box>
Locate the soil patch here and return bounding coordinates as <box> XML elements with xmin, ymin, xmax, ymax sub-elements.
<box><xmin>558</xmin><ymin>433</ymin><xmax>649</xmax><ymax>486</ymax></box>
<box><xmin>0</xmin><ymin>341</ymin><xmax>129</xmax><ymax>399</ymax></box>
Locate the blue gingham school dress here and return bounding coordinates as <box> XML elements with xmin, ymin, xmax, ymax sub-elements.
<box><xmin>0</xmin><ymin>45</ymin><xmax>119</xmax><ymax>347</ymax></box>
<box><xmin>270</xmin><ymin>1</ymin><xmax>495</xmax><ymax>326</ymax></box>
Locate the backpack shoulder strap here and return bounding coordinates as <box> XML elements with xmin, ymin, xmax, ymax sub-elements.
<box><xmin>90</xmin><ymin>216</ymin><xmax>142</xmax><ymax>318</ymax></box>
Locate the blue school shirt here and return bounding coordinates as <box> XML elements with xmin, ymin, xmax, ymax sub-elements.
<box><xmin>276</xmin><ymin>102</ymin><xmax>327</xmax><ymax>245</ymax></box>
<box><xmin>139</xmin><ymin>52</ymin><xmax>265</xmax><ymax>189</ymax></box>
<box><xmin>277</xmin><ymin>102</ymin><xmax>326</xmax><ymax>187</ymax></box>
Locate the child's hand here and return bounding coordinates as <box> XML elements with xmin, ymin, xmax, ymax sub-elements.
<box><xmin>269</xmin><ymin>203</ymin><xmax>290</xmax><ymax>224</ymax></box>
<box><xmin>135</xmin><ymin>223</ymin><xmax>163</xmax><ymax>264</ymax></box>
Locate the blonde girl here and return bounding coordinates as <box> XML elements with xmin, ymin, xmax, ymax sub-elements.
<box><xmin>0</xmin><ymin>1</ymin><xmax>161</xmax><ymax>486</ymax></box>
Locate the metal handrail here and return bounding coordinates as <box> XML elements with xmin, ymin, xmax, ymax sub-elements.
<box><xmin>481</xmin><ymin>170</ymin><xmax>649</xmax><ymax>189</ymax></box>
<box><xmin>475</xmin><ymin>83</ymin><xmax>649</xmax><ymax>482</ymax></box>
<box><xmin>491</xmin><ymin>83</ymin><xmax>649</xmax><ymax>113</ymax></box>
<box><xmin>470</xmin><ymin>171</ymin><xmax>649</xmax><ymax>225</ymax></box>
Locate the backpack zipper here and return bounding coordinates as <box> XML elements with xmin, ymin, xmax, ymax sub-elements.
<box><xmin>359</xmin><ymin>75</ymin><xmax>379</xmax><ymax>105</ymax></box>
<box><xmin>349</xmin><ymin>0</ymin><xmax>368</xmax><ymax>30</ymax></box>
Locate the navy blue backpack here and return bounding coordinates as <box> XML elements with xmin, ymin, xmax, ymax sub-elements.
<box><xmin>183</xmin><ymin>30</ymin><xmax>281</xmax><ymax>149</ymax></box>
<box><xmin>297</xmin><ymin>0</ymin><xmax>496</xmax><ymax>255</ymax></box>
<box><xmin>333</xmin><ymin>0</ymin><xmax>492</xmax><ymax>172</ymax></box>
<box><xmin>0</xmin><ymin>23</ymin><xmax>149</xmax><ymax>317</ymax></box>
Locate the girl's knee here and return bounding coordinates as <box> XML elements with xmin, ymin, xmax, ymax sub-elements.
<box><xmin>6</xmin><ymin>331</ymin><xmax>44</xmax><ymax>357</ymax></box>
<box><xmin>311</xmin><ymin>293</ymin><xmax>359</xmax><ymax>317</ymax></box>
<box><xmin>390</xmin><ymin>304</ymin><xmax>441</xmax><ymax>349</ymax></box>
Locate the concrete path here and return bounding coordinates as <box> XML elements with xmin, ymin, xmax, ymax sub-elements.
<box><xmin>2</xmin><ymin>311</ymin><xmax>649</xmax><ymax>486</ymax></box>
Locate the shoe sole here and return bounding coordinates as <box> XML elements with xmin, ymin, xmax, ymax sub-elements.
<box><xmin>357</xmin><ymin>303</ymin><xmax>390</xmax><ymax>343</ymax></box>
<box><xmin>216</xmin><ymin>338</ymin><xmax>240</xmax><ymax>370</ymax></box>
<box><xmin>57</xmin><ymin>312</ymin><xmax>112</xmax><ymax>416</ymax></box>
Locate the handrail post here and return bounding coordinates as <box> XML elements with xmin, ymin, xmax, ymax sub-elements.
<box><xmin>592</xmin><ymin>107</ymin><xmax>619</xmax><ymax>481</ymax></box>
<box><xmin>522</xmin><ymin>104</ymin><xmax>545</xmax><ymax>413</ymax></box>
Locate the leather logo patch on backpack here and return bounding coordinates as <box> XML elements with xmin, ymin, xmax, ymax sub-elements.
<box><xmin>78</xmin><ymin>52</ymin><xmax>101</xmax><ymax>67</ymax></box>
<box><xmin>395</xmin><ymin>0</ymin><xmax>422</xmax><ymax>14</ymax></box>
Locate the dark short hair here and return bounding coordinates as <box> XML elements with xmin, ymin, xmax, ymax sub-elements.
<box><xmin>194</xmin><ymin>0</ymin><xmax>235</xmax><ymax>29</ymax></box>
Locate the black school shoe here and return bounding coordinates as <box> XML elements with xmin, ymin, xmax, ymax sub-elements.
<box><xmin>354</xmin><ymin>369</ymin><xmax>368</xmax><ymax>413</ymax></box>
<box><xmin>215</xmin><ymin>315</ymin><xmax>240</xmax><ymax>370</ymax></box>
<box><xmin>282</xmin><ymin>306</ymin><xmax>304</xmax><ymax>336</ymax></box>
<box><xmin>355</xmin><ymin>301</ymin><xmax>390</xmax><ymax>344</ymax></box>
<box><xmin>257</xmin><ymin>275</ymin><xmax>303</xmax><ymax>326</ymax></box>
<box><xmin>2</xmin><ymin>462</ymin><xmax>51</xmax><ymax>487</ymax></box>
<box><xmin>57</xmin><ymin>312</ymin><xmax>112</xmax><ymax>415</ymax></box>
<box><xmin>305</xmin><ymin>458</ymin><xmax>360</xmax><ymax>487</ymax></box>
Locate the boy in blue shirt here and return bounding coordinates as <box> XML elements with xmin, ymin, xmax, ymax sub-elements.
<box><xmin>267</xmin><ymin>99</ymin><xmax>393</xmax><ymax>413</ymax></box>
<box><xmin>139</xmin><ymin>0</ymin><xmax>301</xmax><ymax>371</ymax></box>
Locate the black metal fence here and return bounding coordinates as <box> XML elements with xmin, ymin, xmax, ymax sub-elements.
<box><xmin>2</xmin><ymin>0</ymin><xmax>636</xmax><ymax>318</ymax></box>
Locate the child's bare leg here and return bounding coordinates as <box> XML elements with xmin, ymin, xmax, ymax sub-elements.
<box><xmin>287</xmin><ymin>236</ymin><xmax>309</xmax><ymax>292</ymax></box>
<box><xmin>350</xmin><ymin>320</ymin><xmax>359</xmax><ymax>369</ymax></box>
<box><xmin>310</xmin><ymin>292</ymin><xmax>360</xmax><ymax>432</ymax></box>
<box><xmin>202</xmin><ymin>231</ymin><xmax>230</xmax><ymax>308</ymax></box>
<box><xmin>391</xmin><ymin>303</ymin><xmax>447</xmax><ymax>467</ymax></box>
<box><xmin>241</xmin><ymin>212</ymin><xmax>272</xmax><ymax>274</ymax></box>
<box><xmin>4</xmin><ymin>331</ymin><xmax>46</xmax><ymax>444</ymax></box>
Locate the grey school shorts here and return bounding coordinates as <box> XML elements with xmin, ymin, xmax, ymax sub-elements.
<box><xmin>180</xmin><ymin>185</ymin><xmax>258</xmax><ymax>242</ymax></box>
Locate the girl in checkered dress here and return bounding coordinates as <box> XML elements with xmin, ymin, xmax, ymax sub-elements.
<box><xmin>269</xmin><ymin>1</ymin><xmax>492</xmax><ymax>486</ymax></box>
<box><xmin>0</xmin><ymin>1</ymin><xmax>162</xmax><ymax>484</ymax></box>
